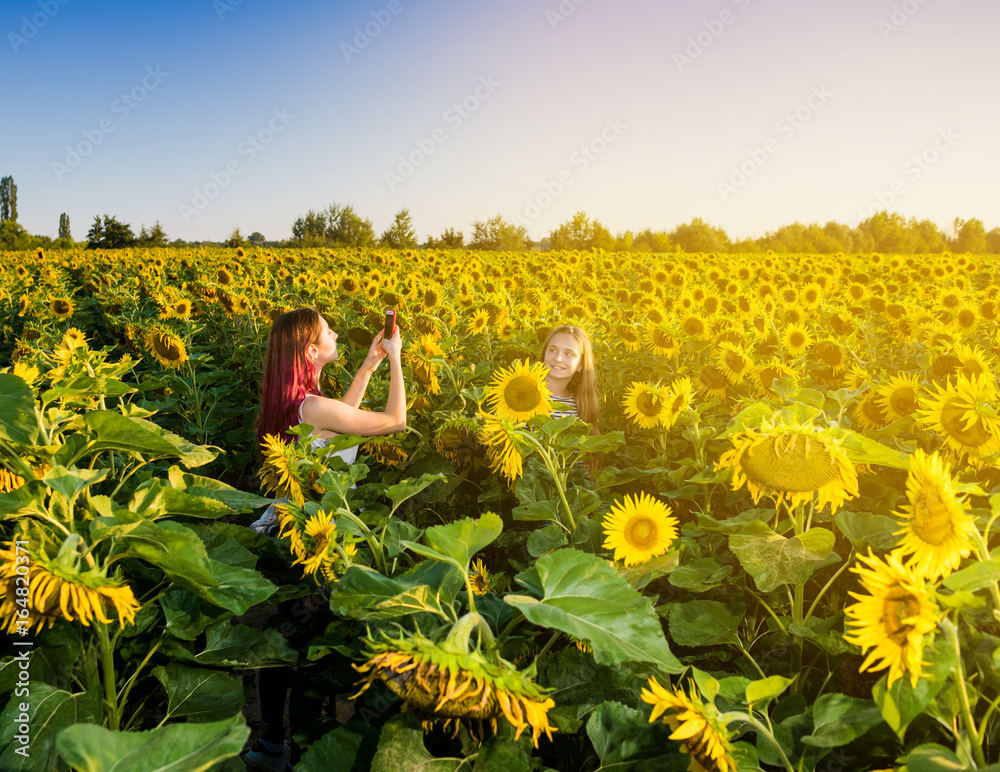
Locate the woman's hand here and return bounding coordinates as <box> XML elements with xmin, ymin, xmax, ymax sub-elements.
<box><xmin>361</xmin><ymin>331</ymin><xmax>388</xmax><ymax>374</ymax></box>
<box><xmin>381</xmin><ymin>326</ymin><xmax>403</xmax><ymax>361</ymax></box>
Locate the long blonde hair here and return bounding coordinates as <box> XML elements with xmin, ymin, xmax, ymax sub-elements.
<box><xmin>538</xmin><ymin>324</ymin><xmax>601</xmax><ymax>432</ymax></box>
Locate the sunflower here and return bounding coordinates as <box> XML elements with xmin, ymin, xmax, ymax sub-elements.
<box><xmin>602</xmin><ymin>492</ymin><xmax>678</xmax><ymax>566</ymax></box>
<box><xmin>952</xmin><ymin>342</ymin><xmax>992</xmax><ymax>379</ymax></box>
<box><xmin>641</xmin><ymin>678</ymin><xmax>737</xmax><ymax>772</ymax></box>
<box><xmin>798</xmin><ymin>282</ymin><xmax>822</xmax><ymax>310</ymax></box>
<box><xmin>49</xmin><ymin>297</ymin><xmax>74</xmax><ymax>319</ymax></box>
<box><xmin>782</xmin><ymin>324</ymin><xmax>813</xmax><ymax>357</ymax></box>
<box><xmin>258</xmin><ymin>434</ymin><xmax>306</xmax><ymax>506</ymax></box>
<box><xmin>695</xmin><ymin>365</ymin><xmax>729</xmax><ymax>401</ymax></box>
<box><xmin>954</xmin><ymin>304</ymin><xmax>977</xmax><ymax>334</ymax></box>
<box><xmin>0</xmin><ymin>468</ymin><xmax>25</xmax><ymax>494</ymax></box>
<box><xmin>893</xmin><ymin>449</ymin><xmax>975</xmax><ymax>580</ymax></box>
<box><xmin>59</xmin><ymin>328</ymin><xmax>88</xmax><ymax>351</ymax></box>
<box><xmin>876</xmin><ymin>374</ymin><xmax>920</xmax><ymax>422</ymax></box>
<box><xmin>813</xmin><ymin>341</ymin><xmax>846</xmax><ymax>375</ymax></box>
<box><xmin>662</xmin><ymin>377</ymin><xmax>694</xmax><ymax>429</ymax></box>
<box><xmin>614</xmin><ymin>324</ymin><xmax>641</xmax><ymax>353</ymax></box>
<box><xmin>469</xmin><ymin>558</ymin><xmax>493</xmax><ymax>595</ymax></box>
<box><xmin>717</xmin><ymin>344</ymin><xmax>753</xmax><ymax>385</ymax></box>
<box><xmin>0</xmin><ymin>537</ymin><xmax>140</xmax><ymax>635</ymax></box>
<box><xmin>917</xmin><ymin>373</ymin><xmax>1000</xmax><ymax>464</ymax></box>
<box><xmin>716</xmin><ymin>427</ymin><xmax>859</xmax><ymax>514</ymax></box>
<box><xmin>680</xmin><ymin>314</ymin><xmax>710</xmax><ymax>340</ymax></box>
<box><xmin>467</xmin><ymin>309</ymin><xmax>490</xmax><ymax>335</ymax></box>
<box><xmin>422</xmin><ymin>287</ymin><xmax>441</xmax><ymax>313</ymax></box>
<box><xmin>750</xmin><ymin>359</ymin><xmax>795</xmax><ymax>399</ymax></box>
<box><xmin>352</xmin><ymin>625</ymin><xmax>556</xmax><ymax>747</ymax></box>
<box><xmin>853</xmin><ymin>393</ymin><xmax>890</xmax><ymax>431</ymax></box>
<box><xmin>485</xmin><ymin>360</ymin><xmax>551</xmax><ymax>423</ymax></box>
<box><xmin>622</xmin><ymin>382</ymin><xmax>670</xmax><ymax>429</ymax></box>
<box><xmin>646</xmin><ymin>327</ymin><xmax>679</xmax><ymax>359</ymax></box>
<box><xmin>144</xmin><ymin>327</ymin><xmax>188</xmax><ymax>369</ymax></box>
<box><xmin>285</xmin><ymin>509</ymin><xmax>339</xmax><ymax>578</ymax></box>
<box><xmin>478</xmin><ymin>416</ymin><xmax>524</xmax><ymax>483</ymax></box>
<box><xmin>362</xmin><ymin>436</ymin><xmax>409</xmax><ymax>467</ymax></box>
<box><xmin>843</xmin><ymin>549</ymin><xmax>940</xmax><ymax>688</ymax></box>
<box><xmin>435</xmin><ymin>416</ymin><xmax>483</xmax><ymax>468</ymax></box>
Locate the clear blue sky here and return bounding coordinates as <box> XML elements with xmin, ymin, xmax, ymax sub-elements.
<box><xmin>3</xmin><ymin>0</ymin><xmax>998</xmax><ymax>244</ymax></box>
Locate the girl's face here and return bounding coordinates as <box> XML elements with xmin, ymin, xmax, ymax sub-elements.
<box><xmin>543</xmin><ymin>332</ymin><xmax>582</xmax><ymax>386</ymax></box>
<box><xmin>311</xmin><ymin>315</ymin><xmax>339</xmax><ymax>364</ymax></box>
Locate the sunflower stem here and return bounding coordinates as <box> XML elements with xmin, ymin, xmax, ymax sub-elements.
<box><xmin>970</xmin><ymin>528</ymin><xmax>1000</xmax><ymax>612</ymax></box>
<box><xmin>534</xmin><ymin>631</ymin><xmax>561</xmax><ymax>664</ymax></box>
<box><xmin>519</xmin><ymin>432</ymin><xmax>576</xmax><ymax>531</ymax></box>
<box><xmin>803</xmin><ymin>551</ymin><xmax>854</xmax><ymax>626</ymax></box>
<box><xmin>96</xmin><ymin>622</ymin><xmax>120</xmax><ymax>731</ymax></box>
<box><xmin>941</xmin><ymin>617</ymin><xmax>987</xmax><ymax>768</ymax></box>
<box><xmin>725</xmin><ymin>712</ymin><xmax>795</xmax><ymax>772</ymax></box>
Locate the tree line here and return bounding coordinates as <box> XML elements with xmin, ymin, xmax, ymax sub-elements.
<box><xmin>1</xmin><ymin>172</ymin><xmax>997</xmax><ymax>253</ymax></box>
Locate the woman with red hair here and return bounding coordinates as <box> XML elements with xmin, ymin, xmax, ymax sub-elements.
<box><xmin>243</xmin><ymin>307</ymin><xmax>404</xmax><ymax>772</ymax></box>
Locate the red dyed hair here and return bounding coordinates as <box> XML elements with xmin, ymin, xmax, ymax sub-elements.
<box><xmin>254</xmin><ymin>308</ymin><xmax>324</xmax><ymax>448</ymax></box>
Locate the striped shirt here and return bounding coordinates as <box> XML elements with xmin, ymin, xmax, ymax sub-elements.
<box><xmin>549</xmin><ymin>394</ymin><xmax>578</xmax><ymax>420</ymax></box>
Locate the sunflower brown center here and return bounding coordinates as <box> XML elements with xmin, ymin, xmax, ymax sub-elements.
<box><xmin>881</xmin><ymin>587</ymin><xmax>919</xmax><ymax>645</ymax></box>
<box><xmin>742</xmin><ymin>435</ymin><xmax>839</xmax><ymax>493</ymax></box>
<box><xmin>53</xmin><ymin>300</ymin><xmax>71</xmax><ymax>315</ymax></box>
<box><xmin>790</xmin><ymin>332</ymin><xmax>805</xmax><ymax>347</ymax></box>
<box><xmin>962</xmin><ymin>360</ymin><xmax>984</xmax><ymax>376</ymax></box>
<box><xmin>725</xmin><ymin>351</ymin><xmax>747</xmax><ymax>373</ymax></box>
<box><xmin>910</xmin><ymin>485</ymin><xmax>954</xmax><ymax>546</ymax></box>
<box><xmin>683</xmin><ymin>318</ymin><xmax>704</xmax><ymax>335</ymax></box>
<box><xmin>890</xmin><ymin>388</ymin><xmax>917</xmax><ymax>415</ymax></box>
<box><xmin>153</xmin><ymin>335</ymin><xmax>184</xmax><ymax>361</ymax></box>
<box><xmin>700</xmin><ymin>366</ymin><xmax>728</xmax><ymax>390</ymax></box>
<box><xmin>940</xmin><ymin>402</ymin><xmax>992</xmax><ymax>447</ymax></box>
<box><xmin>504</xmin><ymin>376</ymin><xmax>542</xmax><ymax>412</ymax></box>
<box><xmin>636</xmin><ymin>392</ymin><xmax>663</xmax><ymax>417</ymax></box>
<box><xmin>623</xmin><ymin>515</ymin><xmax>658</xmax><ymax>550</ymax></box>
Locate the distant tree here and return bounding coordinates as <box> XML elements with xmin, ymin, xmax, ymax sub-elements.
<box><xmin>138</xmin><ymin>221</ymin><xmax>168</xmax><ymax>245</ymax></box>
<box><xmin>632</xmin><ymin>228</ymin><xmax>674</xmax><ymax>253</ymax></box>
<box><xmin>955</xmin><ymin>218</ymin><xmax>987</xmax><ymax>254</ymax></box>
<box><xmin>548</xmin><ymin>211</ymin><xmax>614</xmax><ymax>251</ymax></box>
<box><xmin>0</xmin><ymin>220</ymin><xmax>31</xmax><ymax>250</ymax></box>
<box><xmin>225</xmin><ymin>228</ymin><xmax>247</xmax><ymax>248</ymax></box>
<box><xmin>910</xmin><ymin>218</ymin><xmax>946</xmax><ymax>253</ymax></box>
<box><xmin>469</xmin><ymin>214</ymin><xmax>528</xmax><ymax>251</ymax></box>
<box><xmin>326</xmin><ymin>203</ymin><xmax>375</xmax><ymax>247</ymax></box>
<box><xmin>58</xmin><ymin>213</ymin><xmax>71</xmax><ymax>240</ymax></box>
<box><xmin>855</xmin><ymin>211</ymin><xmax>911</xmax><ymax>253</ymax></box>
<box><xmin>426</xmin><ymin>227</ymin><xmax>464</xmax><ymax>248</ymax></box>
<box><xmin>87</xmin><ymin>215</ymin><xmax>135</xmax><ymax>249</ymax></box>
<box><xmin>248</xmin><ymin>231</ymin><xmax>266</xmax><ymax>245</ymax></box>
<box><xmin>291</xmin><ymin>209</ymin><xmax>327</xmax><ymax>245</ymax></box>
<box><xmin>669</xmin><ymin>218</ymin><xmax>730</xmax><ymax>252</ymax></box>
<box><xmin>0</xmin><ymin>176</ymin><xmax>17</xmax><ymax>222</ymax></box>
<box><xmin>380</xmin><ymin>208</ymin><xmax>418</xmax><ymax>249</ymax></box>
<box><xmin>987</xmin><ymin>227</ymin><xmax>1000</xmax><ymax>255</ymax></box>
<box><xmin>291</xmin><ymin>202</ymin><xmax>375</xmax><ymax>247</ymax></box>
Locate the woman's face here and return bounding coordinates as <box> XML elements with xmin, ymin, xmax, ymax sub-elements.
<box><xmin>312</xmin><ymin>315</ymin><xmax>339</xmax><ymax>364</ymax></box>
<box><xmin>543</xmin><ymin>332</ymin><xmax>582</xmax><ymax>386</ymax></box>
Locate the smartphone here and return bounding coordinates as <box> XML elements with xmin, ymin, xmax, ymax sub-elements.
<box><xmin>384</xmin><ymin>309</ymin><xmax>397</xmax><ymax>339</ymax></box>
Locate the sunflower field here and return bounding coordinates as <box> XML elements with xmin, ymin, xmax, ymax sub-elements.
<box><xmin>2</xmin><ymin>245</ymin><xmax>1000</xmax><ymax>771</ymax></box>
